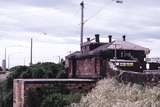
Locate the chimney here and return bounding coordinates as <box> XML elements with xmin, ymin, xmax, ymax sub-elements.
<box><xmin>108</xmin><ymin>35</ymin><xmax>112</xmax><ymax>43</ymax></box>
<box><xmin>87</xmin><ymin>38</ymin><xmax>90</xmax><ymax>42</ymax></box>
<box><xmin>95</xmin><ymin>34</ymin><xmax>100</xmax><ymax>43</ymax></box>
<box><xmin>122</xmin><ymin>35</ymin><xmax>126</xmax><ymax>41</ymax></box>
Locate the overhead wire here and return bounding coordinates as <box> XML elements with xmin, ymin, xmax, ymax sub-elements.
<box><xmin>84</xmin><ymin>0</ymin><xmax>115</xmax><ymax>24</ymax></box>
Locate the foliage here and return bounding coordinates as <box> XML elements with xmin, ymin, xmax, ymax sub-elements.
<box><xmin>1</xmin><ymin>91</ymin><xmax>13</xmax><ymax>107</ymax></box>
<box><xmin>25</xmin><ymin>88</ymin><xmax>44</xmax><ymax>107</ymax></box>
<box><xmin>9</xmin><ymin>62</ymin><xmax>66</xmax><ymax>79</ymax></box>
<box><xmin>0</xmin><ymin>62</ymin><xmax>68</xmax><ymax>107</ymax></box>
<box><xmin>25</xmin><ymin>87</ymin><xmax>84</xmax><ymax>107</ymax></box>
<box><xmin>71</xmin><ymin>79</ymin><xmax>160</xmax><ymax>107</ymax></box>
<box><xmin>6</xmin><ymin>62</ymin><xmax>66</xmax><ymax>90</ymax></box>
<box><xmin>40</xmin><ymin>93</ymin><xmax>68</xmax><ymax>107</ymax></box>
<box><xmin>0</xmin><ymin>82</ymin><xmax>13</xmax><ymax>107</ymax></box>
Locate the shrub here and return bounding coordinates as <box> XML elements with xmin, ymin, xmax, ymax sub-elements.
<box><xmin>25</xmin><ymin>87</ymin><xmax>85</xmax><ymax>107</ymax></box>
<box><xmin>40</xmin><ymin>93</ymin><xmax>67</xmax><ymax>107</ymax></box>
<box><xmin>1</xmin><ymin>62</ymin><xmax>66</xmax><ymax>107</ymax></box>
<box><xmin>71</xmin><ymin>79</ymin><xmax>160</xmax><ymax>107</ymax></box>
<box><xmin>1</xmin><ymin>91</ymin><xmax>13</xmax><ymax>107</ymax></box>
<box><xmin>40</xmin><ymin>93</ymin><xmax>84</xmax><ymax>107</ymax></box>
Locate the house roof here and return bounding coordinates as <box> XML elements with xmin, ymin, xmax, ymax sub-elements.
<box><xmin>66</xmin><ymin>51</ymin><xmax>81</xmax><ymax>58</ymax></box>
<box><xmin>66</xmin><ymin>40</ymin><xmax>150</xmax><ymax>59</ymax></box>
<box><xmin>90</xmin><ymin>40</ymin><xmax>150</xmax><ymax>54</ymax></box>
<box><xmin>82</xmin><ymin>41</ymin><xmax>106</xmax><ymax>46</ymax></box>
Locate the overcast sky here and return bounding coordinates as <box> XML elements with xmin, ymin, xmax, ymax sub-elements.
<box><xmin>0</xmin><ymin>0</ymin><xmax>160</xmax><ymax>67</ymax></box>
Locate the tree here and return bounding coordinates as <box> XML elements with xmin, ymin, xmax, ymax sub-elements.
<box><xmin>2</xmin><ymin>62</ymin><xmax>66</xmax><ymax>107</ymax></box>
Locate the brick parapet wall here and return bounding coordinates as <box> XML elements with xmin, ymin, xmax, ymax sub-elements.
<box><xmin>13</xmin><ymin>79</ymin><xmax>24</xmax><ymax>107</ymax></box>
<box><xmin>13</xmin><ymin>79</ymin><xmax>96</xmax><ymax>107</ymax></box>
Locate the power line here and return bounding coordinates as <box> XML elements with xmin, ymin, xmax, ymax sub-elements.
<box><xmin>84</xmin><ymin>0</ymin><xmax>123</xmax><ymax>24</ymax></box>
<box><xmin>84</xmin><ymin>0</ymin><xmax>113</xmax><ymax>24</ymax></box>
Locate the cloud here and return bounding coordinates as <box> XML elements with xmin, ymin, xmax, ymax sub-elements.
<box><xmin>83</xmin><ymin>1</ymin><xmax>160</xmax><ymax>39</ymax></box>
<box><xmin>0</xmin><ymin>0</ymin><xmax>160</xmax><ymax>66</ymax></box>
<box><xmin>133</xmin><ymin>38</ymin><xmax>160</xmax><ymax>57</ymax></box>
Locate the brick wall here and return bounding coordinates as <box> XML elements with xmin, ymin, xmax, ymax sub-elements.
<box><xmin>76</xmin><ymin>58</ymin><xmax>97</xmax><ymax>77</ymax></box>
<box><xmin>67</xmin><ymin>57</ymin><xmax>102</xmax><ymax>78</ymax></box>
<box><xmin>13</xmin><ymin>79</ymin><xmax>96</xmax><ymax>107</ymax></box>
<box><xmin>13</xmin><ymin>79</ymin><xmax>24</xmax><ymax>107</ymax></box>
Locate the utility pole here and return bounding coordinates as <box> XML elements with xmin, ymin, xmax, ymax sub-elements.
<box><xmin>80</xmin><ymin>1</ymin><xmax>84</xmax><ymax>50</ymax></box>
<box><xmin>8</xmin><ymin>55</ymin><xmax>10</xmax><ymax>69</ymax></box>
<box><xmin>58</xmin><ymin>56</ymin><xmax>61</xmax><ymax>63</ymax></box>
<box><xmin>5</xmin><ymin>48</ymin><xmax>6</xmax><ymax>61</ymax></box>
<box><xmin>30</xmin><ymin>38</ymin><xmax>33</xmax><ymax>66</ymax></box>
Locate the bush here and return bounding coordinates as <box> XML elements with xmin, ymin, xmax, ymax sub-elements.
<box><xmin>40</xmin><ymin>93</ymin><xmax>67</xmax><ymax>107</ymax></box>
<box><xmin>40</xmin><ymin>93</ymin><xmax>84</xmax><ymax>107</ymax></box>
<box><xmin>25</xmin><ymin>87</ymin><xmax>85</xmax><ymax>107</ymax></box>
<box><xmin>6</xmin><ymin>63</ymin><xmax>66</xmax><ymax>89</ymax></box>
<box><xmin>25</xmin><ymin>88</ymin><xmax>44</xmax><ymax>107</ymax></box>
<box><xmin>71</xmin><ymin>79</ymin><xmax>160</xmax><ymax>107</ymax></box>
<box><xmin>1</xmin><ymin>91</ymin><xmax>13</xmax><ymax>107</ymax></box>
<box><xmin>1</xmin><ymin>62</ymin><xmax>67</xmax><ymax>107</ymax></box>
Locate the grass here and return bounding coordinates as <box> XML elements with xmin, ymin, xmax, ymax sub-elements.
<box><xmin>70</xmin><ymin>78</ymin><xmax>160</xmax><ymax>107</ymax></box>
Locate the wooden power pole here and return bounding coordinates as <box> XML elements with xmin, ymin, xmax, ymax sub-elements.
<box><xmin>80</xmin><ymin>1</ymin><xmax>84</xmax><ymax>49</ymax></box>
<box><xmin>30</xmin><ymin>38</ymin><xmax>33</xmax><ymax>66</ymax></box>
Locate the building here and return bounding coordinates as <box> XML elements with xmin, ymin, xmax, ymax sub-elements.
<box><xmin>65</xmin><ymin>35</ymin><xmax>150</xmax><ymax>79</ymax></box>
<box><xmin>2</xmin><ymin>59</ymin><xmax>6</xmax><ymax>72</ymax></box>
<box><xmin>145</xmin><ymin>58</ymin><xmax>160</xmax><ymax>70</ymax></box>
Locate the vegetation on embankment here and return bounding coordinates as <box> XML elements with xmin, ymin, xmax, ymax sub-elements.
<box><xmin>71</xmin><ymin>79</ymin><xmax>160</xmax><ymax>107</ymax></box>
<box><xmin>0</xmin><ymin>62</ymin><xmax>84</xmax><ymax>107</ymax></box>
<box><xmin>26</xmin><ymin>87</ymin><xmax>84</xmax><ymax>107</ymax></box>
<box><xmin>3</xmin><ymin>62</ymin><xmax>160</xmax><ymax>107</ymax></box>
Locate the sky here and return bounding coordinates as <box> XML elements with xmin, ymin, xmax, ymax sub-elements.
<box><xmin>0</xmin><ymin>0</ymin><xmax>160</xmax><ymax>67</ymax></box>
